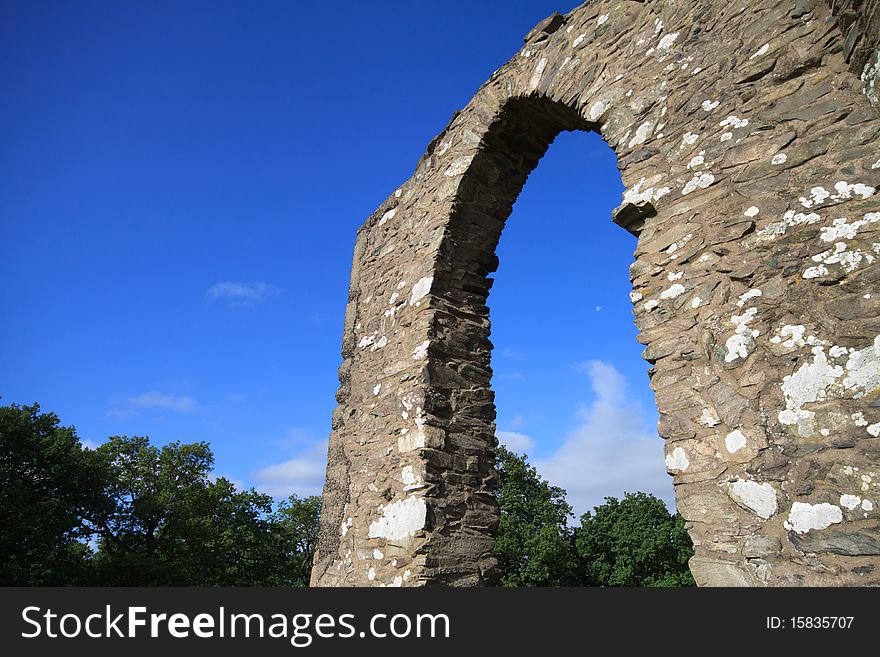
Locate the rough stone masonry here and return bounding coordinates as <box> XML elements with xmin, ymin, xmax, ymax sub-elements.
<box><xmin>311</xmin><ymin>0</ymin><xmax>880</xmax><ymax>586</ymax></box>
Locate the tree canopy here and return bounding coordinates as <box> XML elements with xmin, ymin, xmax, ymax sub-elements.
<box><xmin>0</xmin><ymin>403</ymin><xmax>319</xmax><ymax>586</ymax></box>
<box><xmin>492</xmin><ymin>445</ymin><xmax>695</xmax><ymax>587</ymax></box>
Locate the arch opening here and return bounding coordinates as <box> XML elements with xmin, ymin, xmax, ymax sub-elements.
<box><xmin>490</xmin><ymin>127</ymin><xmax>676</xmax><ymax>517</ymax></box>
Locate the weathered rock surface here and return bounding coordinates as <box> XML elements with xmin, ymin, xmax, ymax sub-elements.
<box><xmin>312</xmin><ymin>0</ymin><xmax>880</xmax><ymax>587</ymax></box>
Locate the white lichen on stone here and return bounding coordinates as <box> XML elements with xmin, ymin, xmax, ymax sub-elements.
<box><xmin>861</xmin><ymin>49</ymin><xmax>879</xmax><ymax>106</ymax></box>
<box><xmin>778</xmin><ymin>338</ymin><xmax>880</xmax><ymax>435</ymax></box>
<box><xmin>622</xmin><ymin>175</ymin><xmax>671</xmax><ymax>206</ymax></box>
<box><xmin>840</xmin><ymin>494</ymin><xmax>862</xmax><ymax>510</ymax></box>
<box><xmin>665</xmin><ymin>446</ymin><xmax>689</xmax><ymax>471</ymax></box>
<box><xmin>372</xmin><ymin>383</ymin><xmax>382</xmax><ymax>396</ymax></box>
<box><xmin>744</xmin><ymin>206</ymin><xmax>760</xmax><ymax>217</ymax></box>
<box><xmin>529</xmin><ymin>57</ymin><xmax>547</xmax><ymax>91</ymax></box>
<box><xmin>724</xmin><ymin>307</ymin><xmax>759</xmax><ymax>362</ymax></box>
<box><xmin>800</xmin><ymin>181</ymin><xmax>875</xmax><ymax>208</ymax></box>
<box><xmin>667</xmin><ymin>271</ymin><xmax>683</xmax><ymax>281</ymax></box>
<box><xmin>769</xmin><ymin>324</ymin><xmax>819</xmax><ymax>349</ymax></box>
<box><xmin>771</xmin><ymin>152</ymin><xmax>787</xmax><ymax>165</ymax></box>
<box><xmin>588</xmin><ymin>99</ymin><xmax>610</xmax><ymax>121</ymax></box>
<box><xmin>784</xmin><ymin>502</ymin><xmax>843</xmax><ymax>534</ymax></box>
<box><xmin>378</xmin><ymin>208</ymin><xmax>397</xmax><ymax>226</ymax></box>
<box><xmin>409</xmin><ymin>276</ymin><xmax>433</xmax><ymax>306</ymax></box>
<box><xmin>681</xmin><ymin>172</ymin><xmax>715</xmax><ymax>195</ymax></box>
<box><xmin>719</xmin><ymin>115</ymin><xmax>749</xmax><ymax>129</ymax></box>
<box><xmin>868</xmin><ymin>422</ymin><xmax>880</xmax><ymax>438</ymax></box>
<box><xmin>443</xmin><ymin>155</ymin><xmax>475</xmax><ymax>177</ymax></box>
<box><xmin>412</xmin><ymin>340</ymin><xmax>430</xmax><ymax>360</ymax></box>
<box><xmin>841</xmin><ymin>336</ymin><xmax>880</xmax><ymax>392</ymax></box>
<box><xmin>628</xmin><ymin>120</ymin><xmax>653</xmax><ymax>148</ymax></box>
<box><xmin>820</xmin><ymin>213</ymin><xmax>879</xmax><ymax>242</ymax></box>
<box><xmin>691</xmin><ymin>296</ymin><xmax>703</xmax><ymax>309</ymax></box>
<box><xmin>737</xmin><ymin>289</ymin><xmax>762</xmax><ymax>308</ymax></box>
<box><xmin>749</xmin><ymin>43</ymin><xmax>770</xmax><ymax>59</ymax></box>
<box><xmin>728</xmin><ymin>479</ymin><xmax>777</xmax><ymax>518</ymax></box>
<box><xmin>700</xmin><ymin>408</ymin><xmax>720</xmax><ymax>427</ymax></box>
<box><xmin>720</xmin><ymin>131</ymin><xmax>733</xmax><ymax>142</ymax></box>
<box><xmin>630</xmin><ymin>290</ymin><xmax>643</xmax><ymax>303</ymax></box>
<box><xmin>367</xmin><ymin>497</ymin><xmax>427</xmax><ymax>540</ymax></box>
<box><xmin>687</xmin><ymin>153</ymin><xmax>705</xmax><ymax>169</ymax></box>
<box><xmin>700</xmin><ymin>99</ymin><xmax>719</xmax><ymax>112</ymax></box>
<box><xmin>657</xmin><ymin>32</ymin><xmax>679</xmax><ymax>50</ymax></box>
<box><xmin>660</xmin><ymin>283</ymin><xmax>686</xmax><ymax>299</ymax></box>
<box><xmin>643</xmin><ymin>299</ymin><xmax>659</xmax><ymax>312</ymax></box>
<box><xmin>401</xmin><ymin>465</ymin><xmax>423</xmax><ymax>491</ymax></box>
<box><xmin>597</xmin><ymin>13</ymin><xmax>609</xmax><ymax>26</ymax></box>
<box><xmin>807</xmin><ymin>241</ymin><xmax>875</xmax><ymax>278</ymax></box>
<box><xmin>725</xmin><ymin>429</ymin><xmax>748</xmax><ymax>453</ymax></box>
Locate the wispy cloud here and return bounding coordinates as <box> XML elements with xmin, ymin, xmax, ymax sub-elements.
<box><xmin>497</xmin><ymin>430</ymin><xmax>535</xmax><ymax>453</ymax></box>
<box><xmin>206</xmin><ymin>281</ymin><xmax>280</xmax><ymax>307</ymax></box>
<box><xmin>525</xmin><ymin>360</ymin><xmax>673</xmax><ymax>519</ymax></box>
<box><xmin>252</xmin><ymin>439</ymin><xmax>327</xmax><ymax>498</ymax></box>
<box><xmin>109</xmin><ymin>390</ymin><xmax>200</xmax><ymax>418</ymax></box>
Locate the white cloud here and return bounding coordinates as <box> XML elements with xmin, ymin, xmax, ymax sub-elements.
<box><xmin>496</xmin><ymin>430</ymin><xmax>535</xmax><ymax>453</ymax></box>
<box><xmin>206</xmin><ymin>281</ymin><xmax>280</xmax><ymax>306</ymax></box>
<box><xmin>81</xmin><ymin>439</ymin><xmax>102</xmax><ymax>450</ymax></box>
<box><xmin>128</xmin><ymin>391</ymin><xmax>199</xmax><ymax>413</ymax></box>
<box><xmin>109</xmin><ymin>391</ymin><xmax>200</xmax><ymax>417</ymax></box>
<box><xmin>252</xmin><ymin>440</ymin><xmax>327</xmax><ymax>498</ymax></box>
<box><xmin>533</xmin><ymin>360</ymin><xmax>674</xmax><ymax>520</ymax></box>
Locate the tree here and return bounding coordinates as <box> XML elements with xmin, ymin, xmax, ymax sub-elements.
<box><xmin>90</xmin><ymin>436</ymin><xmax>318</xmax><ymax>586</ymax></box>
<box><xmin>0</xmin><ymin>403</ymin><xmax>322</xmax><ymax>586</ymax></box>
<box><xmin>574</xmin><ymin>492</ymin><xmax>695</xmax><ymax>587</ymax></box>
<box><xmin>272</xmin><ymin>495</ymin><xmax>321</xmax><ymax>586</ymax></box>
<box><xmin>0</xmin><ymin>403</ymin><xmax>109</xmax><ymax>585</ymax></box>
<box><xmin>492</xmin><ymin>445</ymin><xmax>578</xmax><ymax>586</ymax></box>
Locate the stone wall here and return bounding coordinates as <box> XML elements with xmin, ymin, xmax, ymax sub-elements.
<box><xmin>311</xmin><ymin>0</ymin><xmax>880</xmax><ymax>587</ymax></box>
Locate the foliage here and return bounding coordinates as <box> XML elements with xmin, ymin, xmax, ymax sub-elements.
<box><xmin>574</xmin><ymin>492</ymin><xmax>695</xmax><ymax>587</ymax></box>
<box><xmin>0</xmin><ymin>403</ymin><xmax>107</xmax><ymax>584</ymax></box>
<box><xmin>0</xmin><ymin>403</ymin><xmax>320</xmax><ymax>586</ymax></box>
<box><xmin>492</xmin><ymin>445</ymin><xmax>578</xmax><ymax>586</ymax></box>
<box><xmin>492</xmin><ymin>447</ymin><xmax>695</xmax><ymax>587</ymax></box>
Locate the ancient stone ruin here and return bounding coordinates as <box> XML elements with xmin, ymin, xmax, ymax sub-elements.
<box><xmin>311</xmin><ymin>0</ymin><xmax>880</xmax><ymax>586</ymax></box>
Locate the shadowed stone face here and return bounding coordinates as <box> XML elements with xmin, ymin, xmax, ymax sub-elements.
<box><xmin>311</xmin><ymin>0</ymin><xmax>880</xmax><ymax>587</ymax></box>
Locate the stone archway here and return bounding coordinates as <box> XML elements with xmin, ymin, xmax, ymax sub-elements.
<box><xmin>311</xmin><ymin>0</ymin><xmax>880</xmax><ymax>587</ymax></box>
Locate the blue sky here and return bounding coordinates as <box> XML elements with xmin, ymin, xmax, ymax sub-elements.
<box><xmin>1</xmin><ymin>0</ymin><xmax>673</xmax><ymax>517</ymax></box>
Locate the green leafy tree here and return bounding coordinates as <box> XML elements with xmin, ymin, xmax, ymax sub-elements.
<box><xmin>0</xmin><ymin>403</ymin><xmax>322</xmax><ymax>586</ymax></box>
<box><xmin>492</xmin><ymin>445</ymin><xmax>578</xmax><ymax>586</ymax></box>
<box><xmin>272</xmin><ymin>495</ymin><xmax>321</xmax><ymax>586</ymax></box>
<box><xmin>0</xmin><ymin>403</ymin><xmax>109</xmax><ymax>585</ymax></box>
<box><xmin>574</xmin><ymin>492</ymin><xmax>695</xmax><ymax>587</ymax></box>
<box><xmin>89</xmin><ymin>436</ymin><xmax>319</xmax><ymax>586</ymax></box>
